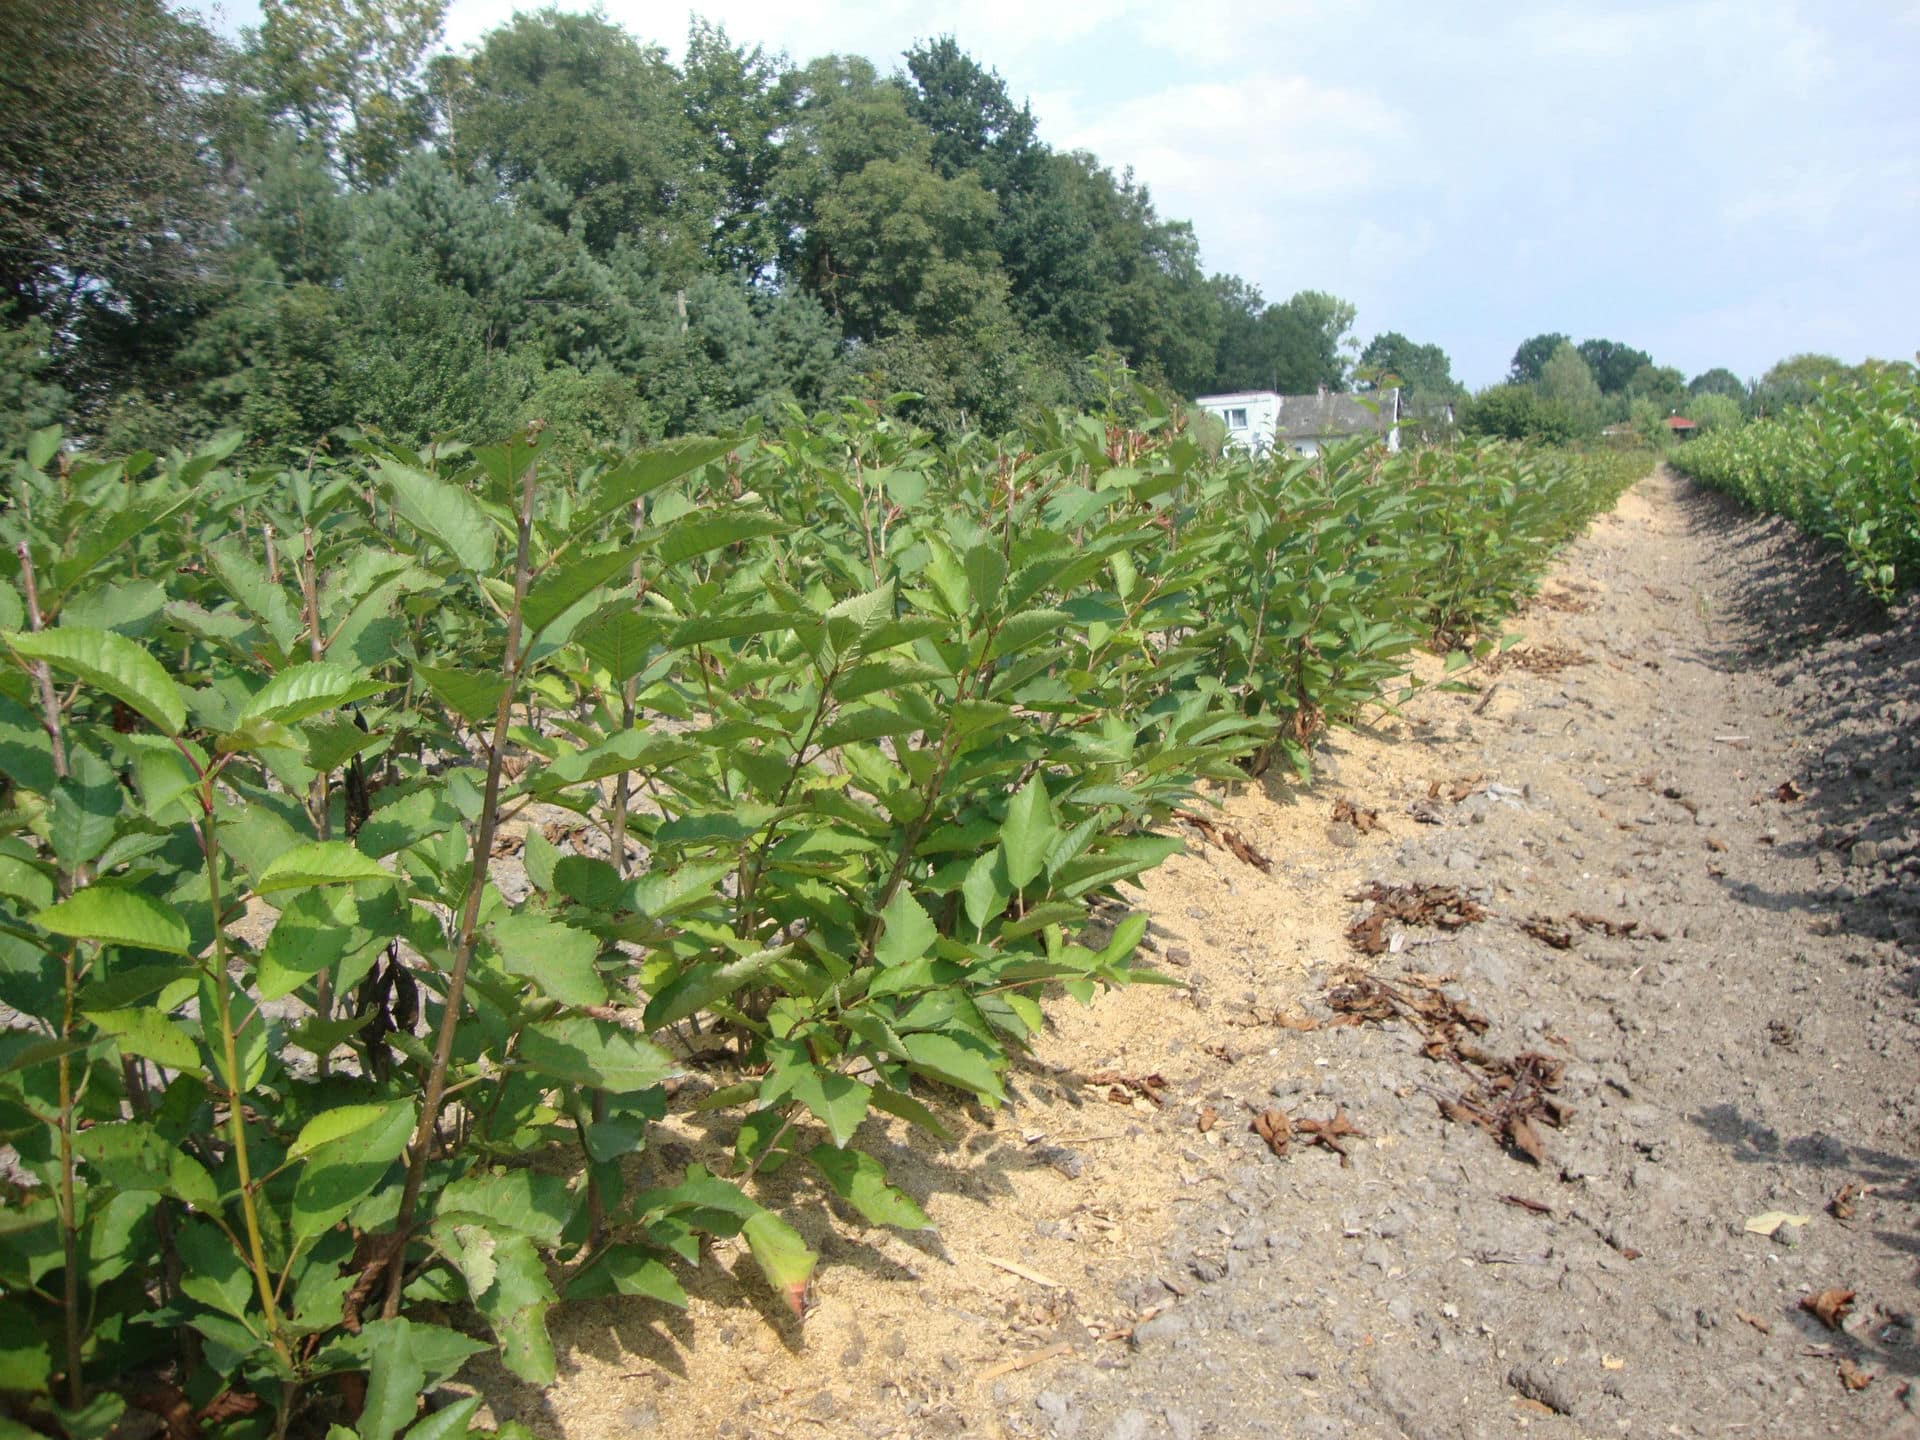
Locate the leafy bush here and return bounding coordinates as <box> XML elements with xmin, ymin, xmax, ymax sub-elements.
<box><xmin>1671</xmin><ymin>362</ymin><xmax>1920</xmax><ymax>600</ymax></box>
<box><xmin>0</xmin><ymin>400</ymin><xmax>1643</xmax><ymax>1439</ymax></box>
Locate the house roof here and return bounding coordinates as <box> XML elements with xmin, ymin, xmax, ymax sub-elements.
<box><xmin>1666</xmin><ymin>415</ymin><xmax>1697</xmax><ymax>429</ymax></box>
<box><xmin>1274</xmin><ymin>389</ymin><xmax>1396</xmax><ymax>439</ymax></box>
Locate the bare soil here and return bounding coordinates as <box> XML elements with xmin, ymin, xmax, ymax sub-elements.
<box><xmin>485</xmin><ymin>467</ymin><xmax>1920</xmax><ymax>1439</ymax></box>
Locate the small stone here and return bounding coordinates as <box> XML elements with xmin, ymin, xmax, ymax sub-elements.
<box><xmin>1851</xmin><ymin>840</ymin><xmax>1881</xmax><ymax>868</ymax></box>
<box><xmin>1105</xmin><ymin>1408</ymin><xmax>1152</xmax><ymax>1440</ymax></box>
<box><xmin>1130</xmin><ymin>1310</ymin><xmax>1190</xmax><ymax>1347</ymax></box>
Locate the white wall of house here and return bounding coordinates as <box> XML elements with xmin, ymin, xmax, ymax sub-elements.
<box><xmin>1195</xmin><ymin>391</ymin><xmax>1282</xmax><ymax>453</ymax></box>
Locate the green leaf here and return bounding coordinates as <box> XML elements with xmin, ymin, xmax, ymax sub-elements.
<box><xmin>807</xmin><ymin>1146</ymin><xmax>931</xmax><ymax>1230</ymax></box>
<box><xmin>741</xmin><ymin>1210</ymin><xmax>816</xmax><ymax>1317</ymax></box>
<box><xmin>489</xmin><ymin>911</ymin><xmax>607</xmax><ymax>1006</ymax></box>
<box><xmin>416</xmin><ymin>664</ymin><xmax>506</xmax><ymax>725</ymax></box>
<box><xmin>479</xmin><ymin>1231</ymin><xmax>558</xmax><ymax>1384</ymax></box>
<box><xmin>654</xmin><ymin>509</ymin><xmax>789</xmax><ymax>567</ymax></box>
<box><xmin>524</xmin><ymin>545</ymin><xmax>646</xmax><ymax>641</ymax></box>
<box><xmin>577</xmin><ymin>610</ymin><xmax>660</xmax><ymax>682</ymax></box>
<box><xmin>357</xmin><ymin>1317</ymin><xmax>426</xmax><ymax>1440</ymax></box>
<box><xmin>241</xmin><ymin>662</ymin><xmax>388</xmax><ymax>726</ymax></box>
<box><xmin>988</xmin><ymin>608</ymin><xmax>1075</xmax><ymax>661</ymax></box>
<box><xmin>258</xmin><ymin>886</ymin><xmax>370</xmax><ymax>1000</ymax></box>
<box><xmin>785</xmin><ymin>1068</ymin><xmax>871</xmax><ymax>1149</ymax></box>
<box><xmin>578</xmin><ymin>437</ymin><xmax>736</xmax><ymax>531</ymax></box>
<box><xmin>901</xmin><ymin>1031</ymin><xmax>1004</xmax><ymax>1103</ymax></box>
<box><xmin>518</xmin><ymin>1017</ymin><xmax>678</xmax><ymax>1094</ymax></box>
<box><xmin>873</xmin><ymin>889</ymin><xmax>936</xmax><ymax>969</ymax></box>
<box><xmin>355</xmin><ymin>786</ymin><xmax>463</xmax><ymax>859</ymax></box>
<box><xmin>567</xmin><ymin>1244</ymin><xmax>688</xmax><ymax>1307</ymax></box>
<box><xmin>998</xmin><ymin>776</ymin><xmax>1056</xmax><ymax>891</ymax></box>
<box><xmin>965</xmin><ymin>543</ymin><xmax>1007</xmax><ymax>613</ymax></box>
<box><xmin>379</xmin><ymin>459</ymin><xmax>498</xmax><ymax>573</ymax></box>
<box><xmin>641</xmin><ymin>947</ymin><xmax>782</xmax><ymax>1030</ymax></box>
<box><xmin>84</xmin><ymin>1008</ymin><xmax>204</xmax><ymax>1077</ymax></box>
<box><xmin>256</xmin><ymin>841</ymin><xmax>391</xmax><ymax>894</ymax></box>
<box><xmin>35</xmin><ymin>886</ymin><xmax>191</xmax><ymax>955</ymax></box>
<box><xmin>292</xmin><ymin>1100</ymin><xmax>414</xmax><ymax>1241</ymax></box>
<box><xmin>5</xmin><ymin>626</ymin><xmax>185</xmax><ymax>735</ymax></box>
<box><xmin>961</xmin><ymin>850</ymin><xmax>1010</xmax><ymax>933</ymax></box>
<box><xmin>0</xmin><ymin>855</ymin><xmax>55</xmax><ymax>912</ymax></box>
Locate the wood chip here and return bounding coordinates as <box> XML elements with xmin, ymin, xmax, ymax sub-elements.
<box><xmin>977</xmin><ymin>1341</ymin><xmax>1075</xmax><ymax>1384</ymax></box>
<box><xmin>980</xmin><ymin>1255</ymin><xmax>1063</xmax><ymax>1289</ymax></box>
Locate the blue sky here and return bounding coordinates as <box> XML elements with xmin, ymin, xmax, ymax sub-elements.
<box><xmin>211</xmin><ymin>0</ymin><xmax>1920</xmax><ymax>388</ymax></box>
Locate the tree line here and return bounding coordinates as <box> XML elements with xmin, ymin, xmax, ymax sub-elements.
<box><xmin>0</xmin><ymin>0</ymin><xmax>1443</xmax><ymax>459</ymax></box>
<box><xmin>1458</xmin><ymin>334</ymin><xmax>1902</xmax><ymax>445</ymax></box>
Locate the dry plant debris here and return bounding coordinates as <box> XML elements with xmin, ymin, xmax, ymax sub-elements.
<box><xmin>1326</xmin><ymin>970</ymin><xmax>1570</xmax><ymax>1165</ymax></box>
<box><xmin>1295</xmin><ymin>1108</ymin><xmax>1365</xmax><ymax>1166</ymax></box>
<box><xmin>1251</xmin><ymin>1109</ymin><xmax>1292</xmax><ymax>1157</ymax></box>
<box><xmin>1172</xmin><ymin>809</ymin><xmax>1273</xmax><ymax>872</ymax></box>
<box><xmin>1522</xmin><ymin>911</ymin><xmax>1670</xmax><ymax>949</ymax></box>
<box><xmin>1482</xmin><ymin>643</ymin><xmax>1591</xmax><ymax>676</ymax></box>
<box><xmin>1330</xmin><ymin>797</ymin><xmax>1385</xmax><ymax>834</ymax></box>
<box><xmin>1346</xmin><ymin>882</ymin><xmax>1490</xmax><ymax>953</ymax></box>
<box><xmin>1085</xmin><ymin>1070</ymin><xmax>1168</xmax><ymax>1107</ymax></box>
<box><xmin>1196</xmin><ymin>1105</ymin><xmax>1219</xmax><ymax>1134</ymax></box>
<box><xmin>1736</xmin><ymin>1309</ymin><xmax>1774</xmax><ymax>1335</ymax></box>
<box><xmin>1428</xmin><ymin>773</ymin><xmax>1488</xmax><ymax>804</ymax></box>
<box><xmin>1801</xmin><ymin>1288</ymin><xmax>1857</xmax><ymax>1330</ymax></box>
<box><xmin>1829</xmin><ymin>1183</ymin><xmax>1867</xmax><ymax>1220</ymax></box>
<box><xmin>1838</xmin><ymin>1358</ymin><xmax>1876</xmax><ymax>1392</ymax></box>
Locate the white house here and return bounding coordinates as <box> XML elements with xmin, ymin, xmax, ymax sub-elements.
<box><xmin>1195</xmin><ymin>387</ymin><xmax>1402</xmax><ymax>456</ymax></box>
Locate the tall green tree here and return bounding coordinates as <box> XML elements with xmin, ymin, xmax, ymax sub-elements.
<box><xmin>1359</xmin><ymin>331</ymin><xmax>1458</xmax><ymax>410</ymax></box>
<box><xmin>0</xmin><ymin>0</ymin><xmax>225</xmax><ymax>416</ymax></box>
<box><xmin>1508</xmin><ymin>333</ymin><xmax>1569</xmax><ymax>386</ymax></box>
<box><xmin>682</xmin><ymin>20</ymin><xmax>789</xmax><ymax>279</ymax></box>
<box><xmin>251</xmin><ymin>0</ymin><xmax>446</xmax><ymax>187</ymax></box>
<box><xmin>1539</xmin><ymin>342</ymin><xmax>1604</xmax><ymax>433</ymax></box>
<box><xmin>456</xmin><ymin>9</ymin><xmax>715</xmax><ymax>273</ymax></box>
<box><xmin>1574</xmin><ymin>338</ymin><xmax>1653</xmax><ymax>395</ymax></box>
<box><xmin>1752</xmin><ymin>353</ymin><xmax>1852</xmax><ymax>414</ymax></box>
<box><xmin>1688</xmin><ymin>367</ymin><xmax>1748</xmax><ymax>405</ymax></box>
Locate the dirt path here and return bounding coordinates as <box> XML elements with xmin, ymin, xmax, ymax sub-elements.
<box><xmin>510</xmin><ymin>468</ymin><xmax>1920</xmax><ymax>1439</ymax></box>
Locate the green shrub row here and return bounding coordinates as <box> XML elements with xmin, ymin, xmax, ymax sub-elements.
<box><xmin>1669</xmin><ymin>363</ymin><xmax>1920</xmax><ymax>600</ymax></box>
<box><xmin>0</xmin><ymin>390</ymin><xmax>1644</xmax><ymax>1440</ymax></box>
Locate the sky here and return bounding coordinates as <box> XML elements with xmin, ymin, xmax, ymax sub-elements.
<box><xmin>209</xmin><ymin>0</ymin><xmax>1920</xmax><ymax>389</ymax></box>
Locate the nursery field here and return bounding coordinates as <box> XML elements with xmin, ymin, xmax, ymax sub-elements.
<box><xmin>1670</xmin><ymin>363</ymin><xmax>1920</xmax><ymax>600</ymax></box>
<box><xmin>0</xmin><ymin>398</ymin><xmax>1646</xmax><ymax>1440</ymax></box>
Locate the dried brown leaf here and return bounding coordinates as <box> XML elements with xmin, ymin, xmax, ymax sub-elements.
<box><xmin>1506</xmin><ymin>1113</ymin><xmax>1548</xmax><ymax>1165</ymax></box>
<box><xmin>1829</xmin><ymin>1183</ymin><xmax>1864</xmax><ymax>1221</ymax></box>
<box><xmin>1196</xmin><ymin>1105</ymin><xmax>1218</xmax><ymax>1134</ymax></box>
<box><xmin>1838</xmin><ymin>1358</ymin><xmax>1875</xmax><ymax>1392</ymax></box>
<box><xmin>1735</xmin><ymin>1309</ymin><xmax>1773</xmax><ymax>1335</ymax></box>
<box><xmin>1252</xmin><ymin>1108</ymin><xmax>1291</xmax><ymax>1157</ymax></box>
<box><xmin>1801</xmin><ymin>1289</ymin><xmax>1857</xmax><ymax>1331</ymax></box>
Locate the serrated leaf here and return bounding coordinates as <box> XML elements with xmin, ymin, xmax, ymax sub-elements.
<box><xmin>998</xmin><ymin>776</ymin><xmax>1056</xmax><ymax>891</ymax></box>
<box><xmin>35</xmin><ymin>886</ymin><xmax>191</xmax><ymax>955</ymax></box>
<box><xmin>291</xmin><ymin>1099</ymin><xmax>414</xmax><ymax>1240</ymax></box>
<box><xmin>490</xmin><ymin>910</ymin><xmax>606</xmax><ymax>1006</ymax></box>
<box><xmin>874</xmin><ymin>889</ymin><xmax>936</xmax><ymax>969</ymax></box>
<box><xmin>241</xmin><ymin>662</ymin><xmax>388</xmax><ymax>726</ymax></box>
<box><xmin>518</xmin><ymin>1017</ymin><xmax>678</xmax><ymax>1094</ymax></box>
<box><xmin>781</xmin><ymin>1066</ymin><xmax>871</xmax><ymax>1149</ymax></box>
<box><xmin>379</xmin><ymin>459</ymin><xmax>498</xmax><ymax>573</ymax></box>
<box><xmin>5</xmin><ymin>627</ymin><xmax>185</xmax><ymax>735</ymax></box>
<box><xmin>416</xmin><ymin>664</ymin><xmax>506</xmax><ymax>725</ymax></box>
<box><xmin>84</xmin><ymin>1008</ymin><xmax>204</xmax><ymax>1077</ymax></box>
<box><xmin>807</xmin><ymin>1146</ymin><xmax>931</xmax><ymax>1230</ymax></box>
<box><xmin>256</xmin><ymin>841</ymin><xmax>391</xmax><ymax>893</ymax></box>
<box><xmin>742</xmin><ymin>1210</ymin><xmax>816</xmax><ymax>1318</ymax></box>
<box><xmin>523</xmin><ymin>544</ymin><xmax>644</xmax><ymax>637</ymax></box>
<box><xmin>642</xmin><ymin>947</ymin><xmax>783</xmax><ymax>1030</ymax></box>
<box><xmin>901</xmin><ymin>1031</ymin><xmax>1004</xmax><ymax>1103</ymax></box>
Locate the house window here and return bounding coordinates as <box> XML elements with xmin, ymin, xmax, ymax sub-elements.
<box><xmin>1226</xmin><ymin>407</ymin><xmax>1248</xmax><ymax>429</ymax></box>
